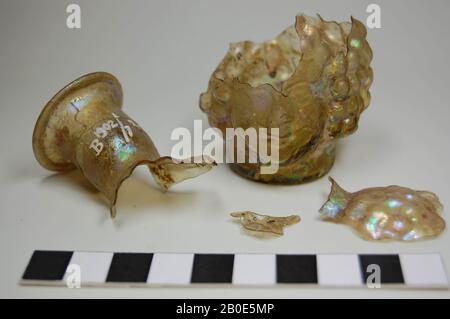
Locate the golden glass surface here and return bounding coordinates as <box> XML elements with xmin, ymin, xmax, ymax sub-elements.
<box><xmin>231</xmin><ymin>211</ymin><xmax>301</xmax><ymax>235</ymax></box>
<box><xmin>33</xmin><ymin>72</ymin><xmax>214</xmax><ymax>217</ymax></box>
<box><xmin>200</xmin><ymin>14</ymin><xmax>373</xmax><ymax>183</ymax></box>
<box><xmin>320</xmin><ymin>178</ymin><xmax>445</xmax><ymax>241</ymax></box>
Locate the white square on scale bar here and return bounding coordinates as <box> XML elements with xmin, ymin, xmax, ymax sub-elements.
<box><xmin>232</xmin><ymin>254</ymin><xmax>276</xmax><ymax>285</ymax></box>
<box><xmin>63</xmin><ymin>251</ymin><xmax>113</xmax><ymax>285</ymax></box>
<box><xmin>317</xmin><ymin>254</ymin><xmax>362</xmax><ymax>287</ymax></box>
<box><xmin>147</xmin><ymin>253</ymin><xmax>194</xmax><ymax>285</ymax></box>
<box><xmin>400</xmin><ymin>253</ymin><xmax>448</xmax><ymax>288</ymax></box>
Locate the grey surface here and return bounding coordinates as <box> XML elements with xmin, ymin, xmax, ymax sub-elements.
<box><xmin>1</xmin><ymin>0</ymin><xmax>450</xmax><ymax>298</ymax></box>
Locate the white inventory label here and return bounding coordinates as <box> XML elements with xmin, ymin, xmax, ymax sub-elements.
<box><xmin>89</xmin><ymin>113</ymin><xmax>139</xmax><ymax>156</ymax></box>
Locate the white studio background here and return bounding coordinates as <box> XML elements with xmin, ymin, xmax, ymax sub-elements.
<box><xmin>0</xmin><ymin>0</ymin><xmax>449</xmax><ymax>298</ymax></box>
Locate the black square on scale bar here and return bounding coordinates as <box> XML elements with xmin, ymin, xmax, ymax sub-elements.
<box><xmin>191</xmin><ymin>254</ymin><xmax>234</xmax><ymax>283</ymax></box>
<box><xmin>22</xmin><ymin>250</ymin><xmax>73</xmax><ymax>281</ymax></box>
<box><xmin>359</xmin><ymin>254</ymin><xmax>404</xmax><ymax>284</ymax></box>
<box><xmin>106</xmin><ymin>253</ymin><xmax>153</xmax><ymax>283</ymax></box>
<box><xmin>276</xmin><ymin>255</ymin><xmax>318</xmax><ymax>284</ymax></box>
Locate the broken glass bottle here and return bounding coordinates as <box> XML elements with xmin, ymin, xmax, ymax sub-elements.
<box><xmin>200</xmin><ymin>14</ymin><xmax>373</xmax><ymax>183</ymax></box>
<box><xmin>33</xmin><ymin>72</ymin><xmax>215</xmax><ymax>218</ymax></box>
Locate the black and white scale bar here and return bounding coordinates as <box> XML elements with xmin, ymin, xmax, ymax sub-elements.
<box><xmin>21</xmin><ymin>251</ymin><xmax>449</xmax><ymax>289</ymax></box>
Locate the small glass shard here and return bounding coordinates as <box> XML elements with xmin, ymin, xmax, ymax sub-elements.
<box><xmin>319</xmin><ymin>177</ymin><xmax>446</xmax><ymax>242</ymax></box>
<box><xmin>231</xmin><ymin>211</ymin><xmax>301</xmax><ymax>235</ymax></box>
